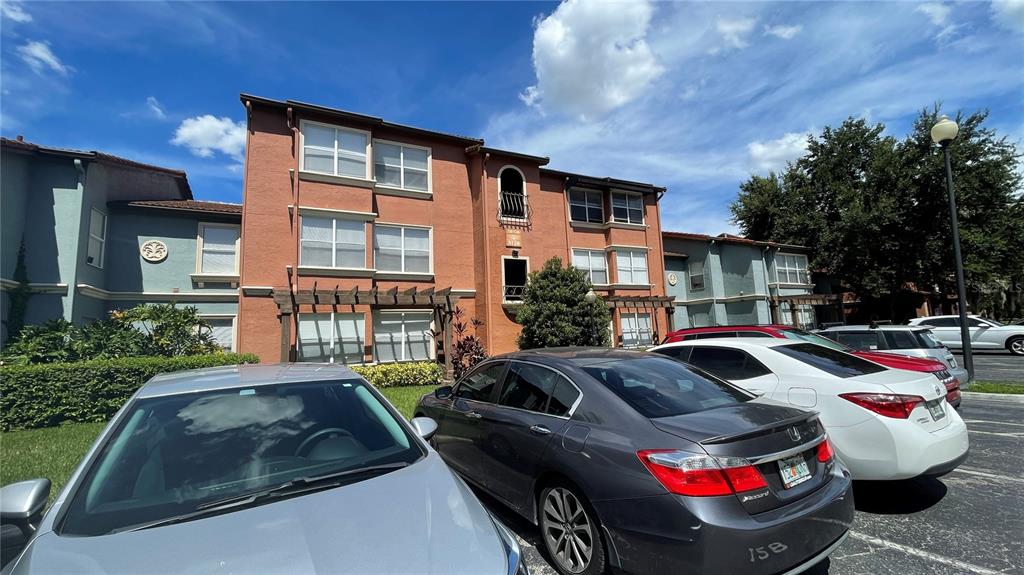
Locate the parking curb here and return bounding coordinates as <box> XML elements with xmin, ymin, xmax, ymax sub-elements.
<box><xmin>962</xmin><ymin>391</ymin><xmax>1024</xmax><ymax>403</ymax></box>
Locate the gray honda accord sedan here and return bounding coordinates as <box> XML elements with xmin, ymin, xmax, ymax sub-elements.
<box><xmin>0</xmin><ymin>364</ymin><xmax>527</xmax><ymax>575</ymax></box>
<box><xmin>416</xmin><ymin>348</ymin><xmax>855</xmax><ymax>575</ymax></box>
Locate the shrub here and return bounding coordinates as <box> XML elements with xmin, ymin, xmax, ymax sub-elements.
<box><xmin>446</xmin><ymin>308</ymin><xmax>488</xmax><ymax>381</ymax></box>
<box><xmin>352</xmin><ymin>362</ymin><xmax>445</xmax><ymax>388</ymax></box>
<box><xmin>516</xmin><ymin>256</ymin><xmax>611</xmax><ymax>349</ymax></box>
<box><xmin>0</xmin><ymin>353</ymin><xmax>259</xmax><ymax>431</ymax></box>
<box><xmin>1</xmin><ymin>303</ymin><xmax>221</xmax><ymax>365</ymax></box>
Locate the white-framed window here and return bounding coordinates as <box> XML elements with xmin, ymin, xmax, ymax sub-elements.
<box><xmin>615</xmin><ymin>249</ymin><xmax>649</xmax><ymax>285</ymax></box>
<box><xmin>300</xmin><ymin>216</ymin><xmax>366</xmax><ymax>268</ymax></box>
<box><xmin>689</xmin><ymin>260</ymin><xmax>705</xmax><ymax>291</ymax></box>
<box><xmin>203</xmin><ymin>316</ymin><xmax>236</xmax><ymax>351</ymax></box>
<box><xmin>86</xmin><ymin>208</ymin><xmax>107</xmax><ymax>268</ymax></box>
<box><xmin>611</xmin><ymin>192</ymin><xmax>644</xmax><ymax>225</ymax></box>
<box><xmin>297</xmin><ymin>312</ymin><xmax>365</xmax><ymax>364</ymax></box>
<box><xmin>373</xmin><ymin>311</ymin><xmax>434</xmax><ymax>363</ymax></box>
<box><xmin>373</xmin><ymin>224</ymin><xmax>431</xmax><ymax>273</ymax></box>
<box><xmin>568</xmin><ymin>190</ymin><xmax>603</xmax><ymax>223</ymax></box>
<box><xmin>197</xmin><ymin>223</ymin><xmax>240</xmax><ymax>274</ymax></box>
<box><xmin>572</xmin><ymin>249</ymin><xmax>608</xmax><ymax>285</ymax></box>
<box><xmin>374</xmin><ymin>140</ymin><xmax>430</xmax><ymax>192</ymax></box>
<box><xmin>777</xmin><ymin>253</ymin><xmax>810</xmax><ymax>284</ymax></box>
<box><xmin>300</xmin><ymin>120</ymin><xmax>370</xmax><ymax>179</ymax></box>
<box><xmin>621</xmin><ymin>312</ymin><xmax>653</xmax><ymax>347</ymax></box>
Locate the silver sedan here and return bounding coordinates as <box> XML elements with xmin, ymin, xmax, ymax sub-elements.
<box><xmin>0</xmin><ymin>364</ymin><xmax>526</xmax><ymax>575</ymax></box>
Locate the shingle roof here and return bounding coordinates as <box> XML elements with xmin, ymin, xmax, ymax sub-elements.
<box><xmin>120</xmin><ymin>200</ymin><xmax>243</xmax><ymax>216</ymax></box>
<box><xmin>663</xmin><ymin>231</ymin><xmax>808</xmax><ymax>250</ymax></box>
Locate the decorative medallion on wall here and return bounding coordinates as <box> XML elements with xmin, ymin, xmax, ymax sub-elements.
<box><xmin>140</xmin><ymin>240</ymin><xmax>168</xmax><ymax>263</ymax></box>
<box><xmin>667</xmin><ymin>272</ymin><xmax>678</xmax><ymax>286</ymax></box>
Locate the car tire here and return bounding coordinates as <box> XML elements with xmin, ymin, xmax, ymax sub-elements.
<box><xmin>538</xmin><ymin>482</ymin><xmax>607</xmax><ymax>575</ymax></box>
<box><xmin>1008</xmin><ymin>336</ymin><xmax>1024</xmax><ymax>356</ymax></box>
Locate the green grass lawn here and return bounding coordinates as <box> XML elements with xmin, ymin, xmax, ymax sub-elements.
<box><xmin>966</xmin><ymin>380</ymin><xmax>1024</xmax><ymax>394</ymax></box>
<box><xmin>0</xmin><ymin>384</ymin><xmax>438</xmax><ymax>500</ymax></box>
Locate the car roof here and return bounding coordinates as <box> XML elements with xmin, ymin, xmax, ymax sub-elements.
<box><xmin>486</xmin><ymin>347</ymin><xmax>663</xmax><ymax>370</ymax></box>
<box><xmin>912</xmin><ymin>315</ymin><xmax>980</xmax><ymax>320</ymax></box>
<box><xmin>138</xmin><ymin>363</ymin><xmax>362</xmax><ymax>398</ymax></box>
<box><xmin>668</xmin><ymin>325</ymin><xmax>794</xmax><ymax>333</ymax></box>
<box><xmin>655</xmin><ymin>337</ymin><xmax>798</xmax><ymax>349</ymax></box>
<box><xmin>821</xmin><ymin>325</ymin><xmax>928</xmax><ymax>332</ymax></box>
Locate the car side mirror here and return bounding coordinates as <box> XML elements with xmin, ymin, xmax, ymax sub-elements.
<box><xmin>434</xmin><ymin>385</ymin><xmax>453</xmax><ymax>400</ymax></box>
<box><xmin>1</xmin><ymin>479</ymin><xmax>50</xmax><ymax>566</ymax></box>
<box><xmin>410</xmin><ymin>417</ymin><xmax>438</xmax><ymax>441</ymax></box>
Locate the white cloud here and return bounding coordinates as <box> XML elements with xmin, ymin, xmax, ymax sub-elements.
<box><xmin>1</xmin><ymin>0</ymin><xmax>32</xmax><ymax>22</ymax></box>
<box><xmin>915</xmin><ymin>3</ymin><xmax>951</xmax><ymax>26</ymax></box>
<box><xmin>146</xmin><ymin>96</ymin><xmax>167</xmax><ymax>120</ymax></box>
<box><xmin>171</xmin><ymin>115</ymin><xmax>246</xmax><ymax>161</ymax></box>
<box><xmin>747</xmin><ymin>132</ymin><xmax>810</xmax><ymax>173</ymax></box>
<box><xmin>991</xmin><ymin>0</ymin><xmax>1024</xmax><ymax>33</ymax></box>
<box><xmin>521</xmin><ymin>0</ymin><xmax>664</xmax><ymax>118</ymax></box>
<box><xmin>17</xmin><ymin>41</ymin><xmax>71</xmax><ymax>76</ymax></box>
<box><xmin>764</xmin><ymin>24</ymin><xmax>802</xmax><ymax>40</ymax></box>
<box><xmin>716</xmin><ymin>17</ymin><xmax>757</xmax><ymax>48</ymax></box>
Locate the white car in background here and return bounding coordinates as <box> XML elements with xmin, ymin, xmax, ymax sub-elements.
<box><xmin>649</xmin><ymin>339</ymin><xmax>969</xmax><ymax>481</ymax></box>
<box><xmin>908</xmin><ymin>315</ymin><xmax>1024</xmax><ymax>356</ymax></box>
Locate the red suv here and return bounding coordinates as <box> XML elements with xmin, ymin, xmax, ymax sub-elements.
<box><xmin>663</xmin><ymin>325</ymin><xmax>961</xmax><ymax>407</ymax></box>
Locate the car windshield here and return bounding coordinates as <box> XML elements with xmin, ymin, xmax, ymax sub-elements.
<box><xmin>779</xmin><ymin>328</ymin><xmax>848</xmax><ymax>351</ymax></box>
<box><xmin>59</xmin><ymin>379</ymin><xmax>422</xmax><ymax>536</ymax></box>
<box><xmin>772</xmin><ymin>343</ymin><xmax>887</xmax><ymax>378</ymax></box>
<box><xmin>577</xmin><ymin>355</ymin><xmax>752</xmax><ymax>418</ymax></box>
<box><xmin>914</xmin><ymin>330</ymin><xmax>945</xmax><ymax>349</ymax></box>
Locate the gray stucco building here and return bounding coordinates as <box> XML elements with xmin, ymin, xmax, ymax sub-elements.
<box><xmin>662</xmin><ymin>231</ymin><xmax>834</xmax><ymax>330</ymax></box>
<box><xmin>1</xmin><ymin>137</ymin><xmax>241</xmax><ymax>348</ymax></box>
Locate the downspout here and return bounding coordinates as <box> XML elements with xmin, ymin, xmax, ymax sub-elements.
<box><xmin>708</xmin><ymin>239</ymin><xmax>718</xmax><ymax>326</ymax></box>
<box><xmin>239</xmin><ymin>99</ymin><xmax>253</xmax><ymax>353</ymax></box>
<box><xmin>287</xmin><ymin>106</ymin><xmax>300</xmax><ymax>360</ymax></box>
<box><xmin>69</xmin><ymin>158</ymin><xmax>87</xmax><ymax>323</ymax></box>
<box><xmin>562</xmin><ymin>177</ymin><xmax>571</xmax><ymax>262</ymax></box>
<box><xmin>482</xmin><ymin>152</ymin><xmax>493</xmax><ymax>346</ymax></box>
<box><xmin>653</xmin><ymin>188</ymin><xmax>669</xmax><ymax>334</ymax></box>
<box><xmin>762</xmin><ymin>244</ymin><xmax>776</xmax><ymax>323</ymax></box>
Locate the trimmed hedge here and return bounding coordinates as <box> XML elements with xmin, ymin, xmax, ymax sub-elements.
<box><xmin>0</xmin><ymin>353</ymin><xmax>259</xmax><ymax>431</ymax></box>
<box><xmin>351</xmin><ymin>362</ymin><xmax>445</xmax><ymax>389</ymax></box>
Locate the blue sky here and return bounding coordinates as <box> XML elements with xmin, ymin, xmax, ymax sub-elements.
<box><xmin>2</xmin><ymin>0</ymin><xmax>1022</xmax><ymax>234</ymax></box>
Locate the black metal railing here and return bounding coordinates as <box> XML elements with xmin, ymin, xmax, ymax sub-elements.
<box><xmin>503</xmin><ymin>285</ymin><xmax>526</xmax><ymax>302</ymax></box>
<box><xmin>498</xmin><ymin>191</ymin><xmax>531</xmax><ymax>225</ymax></box>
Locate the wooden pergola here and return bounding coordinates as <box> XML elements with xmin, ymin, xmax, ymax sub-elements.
<box><xmin>603</xmin><ymin>294</ymin><xmax>676</xmax><ymax>344</ymax></box>
<box><xmin>269</xmin><ymin>285</ymin><xmax>462</xmax><ymax>374</ymax></box>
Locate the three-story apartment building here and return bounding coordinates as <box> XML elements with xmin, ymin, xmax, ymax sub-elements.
<box><xmin>237</xmin><ymin>95</ymin><xmax>671</xmax><ymax>370</ymax></box>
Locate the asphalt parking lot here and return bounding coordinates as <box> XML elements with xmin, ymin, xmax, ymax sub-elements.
<box><xmin>953</xmin><ymin>352</ymin><xmax>1024</xmax><ymax>383</ymax></box>
<box><xmin>481</xmin><ymin>393</ymin><xmax>1024</xmax><ymax>575</ymax></box>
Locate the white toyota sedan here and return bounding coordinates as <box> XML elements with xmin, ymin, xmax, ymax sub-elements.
<box><xmin>649</xmin><ymin>338</ymin><xmax>969</xmax><ymax>481</ymax></box>
<box><xmin>908</xmin><ymin>315</ymin><xmax>1024</xmax><ymax>355</ymax></box>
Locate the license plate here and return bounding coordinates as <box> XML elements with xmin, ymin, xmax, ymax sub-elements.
<box><xmin>778</xmin><ymin>455</ymin><xmax>812</xmax><ymax>488</ymax></box>
<box><xmin>947</xmin><ymin>357</ymin><xmax>958</xmax><ymax>368</ymax></box>
<box><xmin>928</xmin><ymin>401</ymin><xmax>946</xmax><ymax>421</ymax></box>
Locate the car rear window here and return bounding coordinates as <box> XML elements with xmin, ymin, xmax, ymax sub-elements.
<box><xmin>772</xmin><ymin>343</ymin><xmax>887</xmax><ymax>378</ymax></box>
<box><xmin>883</xmin><ymin>330</ymin><xmax>920</xmax><ymax>350</ymax></box>
<box><xmin>778</xmin><ymin>328</ymin><xmax>848</xmax><ymax>351</ymax></box>
<box><xmin>576</xmin><ymin>355</ymin><xmax>752</xmax><ymax>418</ymax></box>
<box><xmin>914</xmin><ymin>330</ymin><xmax>945</xmax><ymax>349</ymax></box>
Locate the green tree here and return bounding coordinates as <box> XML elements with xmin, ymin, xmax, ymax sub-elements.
<box><xmin>516</xmin><ymin>257</ymin><xmax>611</xmax><ymax>349</ymax></box>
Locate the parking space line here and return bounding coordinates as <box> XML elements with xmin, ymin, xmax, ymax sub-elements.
<box><xmin>965</xmin><ymin>419</ymin><xmax>1024</xmax><ymax>427</ymax></box>
<box><xmin>967</xmin><ymin>429</ymin><xmax>1024</xmax><ymax>438</ymax></box>
<box><xmin>848</xmin><ymin>532</ymin><xmax>1003</xmax><ymax>575</ymax></box>
<box><xmin>951</xmin><ymin>467</ymin><xmax>1024</xmax><ymax>484</ymax></box>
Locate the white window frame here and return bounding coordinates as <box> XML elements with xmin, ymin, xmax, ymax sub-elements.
<box><xmin>373</xmin><ymin>223</ymin><xmax>433</xmax><ymax>274</ymax></box>
<box><xmin>611</xmin><ymin>192</ymin><xmax>644</xmax><ymax>225</ymax></box>
<box><xmin>373</xmin><ymin>310</ymin><xmax>436</xmax><ymax>363</ymax></box>
<box><xmin>498</xmin><ymin>165</ymin><xmax>528</xmax><ymax>220</ymax></box>
<box><xmin>300</xmin><ymin>216</ymin><xmax>368</xmax><ymax>269</ymax></box>
<box><xmin>196</xmin><ymin>223</ymin><xmax>241</xmax><ymax>275</ymax></box>
<box><xmin>299</xmin><ymin>119</ymin><xmax>372</xmax><ymax>180</ymax></box>
<box><xmin>501</xmin><ymin>255</ymin><xmax>530</xmax><ymax>303</ymax></box>
<box><xmin>86</xmin><ymin>208</ymin><xmax>107</xmax><ymax>269</ymax></box>
<box><xmin>201</xmin><ymin>314</ymin><xmax>237</xmax><ymax>352</ymax></box>
<box><xmin>615</xmin><ymin>249</ymin><xmax>649</xmax><ymax>285</ymax></box>
<box><xmin>568</xmin><ymin>189</ymin><xmax>604</xmax><ymax>224</ymax></box>
<box><xmin>621</xmin><ymin>311</ymin><xmax>654</xmax><ymax>348</ymax></box>
<box><xmin>297</xmin><ymin>312</ymin><xmax>366</xmax><ymax>365</ymax></box>
<box><xmin>373</xmin><ymin>138</ymin><xmax>432</xmax><ymax>194</ymax></box>
<box><xmin>689</xmin><ymin>260</ymin><xmax>706</xmax><ymax>291</ymax></box>
<box><xmin>776</xmin><ymin>253</ymin><xmax>810</xmax><ymax>284</ymax></box>
<box><xmin>571</xmin><ymin>248</ymin><xmax>609</xmax><ymax>285</ymax></box>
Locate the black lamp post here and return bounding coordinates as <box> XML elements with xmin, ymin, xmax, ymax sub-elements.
<box><xmin>930</xmin><ymin>115</ymin><xmax>975</xmax><ymax>382</ymax></box>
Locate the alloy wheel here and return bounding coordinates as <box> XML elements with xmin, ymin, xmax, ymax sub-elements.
<box><xmin>541</xmin><ymin>487</ymin><xmax>594</xmax><ymax>574</ymax></box>
<box><xmin>1010</xmin><ymin>337</ymin><xmax>1024</xmax><ymax>355</ymax></box>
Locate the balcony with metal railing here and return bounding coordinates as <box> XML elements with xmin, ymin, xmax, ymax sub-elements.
<box><xmin>497</xmin><ymin>191</ymin><xmax>531</xmax><ymax>227</ymax></box>
<box><xmin>503</xmin><ymin>284</ymin><xmax>526</xmax><ymax>303</ymax></box>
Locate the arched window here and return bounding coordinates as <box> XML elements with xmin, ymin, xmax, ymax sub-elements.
<box><xmin>498</xmin><ymin>166</ymin><xmax>526</xmax><ymax>219</ymax></box>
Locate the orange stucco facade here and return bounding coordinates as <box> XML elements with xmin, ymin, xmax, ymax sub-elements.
<box><xmin>237</xmin><ymin>94</ymin><xmax>670</xmax><ymax>365</ymax></box>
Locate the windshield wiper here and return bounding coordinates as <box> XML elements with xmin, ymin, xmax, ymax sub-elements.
<box><xmin>119</xmin><ymin>462</ymin><xmax>410</xmax><ymax>533</ymax></box>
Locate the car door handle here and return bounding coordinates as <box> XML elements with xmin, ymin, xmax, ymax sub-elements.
<box><xmin>530</xmin><ymin>425</ymin><xmax>551</xmax><ymax>435</ymax></box>
<box><xmin>465</xmin><ymin>411</ymin><xmax>483</xmax><ymax>419</ymax></box>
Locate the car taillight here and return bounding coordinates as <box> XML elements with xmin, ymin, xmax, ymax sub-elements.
<box><xmin>839</xmin><ymin>392</ymin><xmax>925</xmax><ymax>419</ymax></box>
<box><xmin>816</xmin><ymin>438</ymin><xmax>835</xmax><ymax>463</ymax></box>
<box><xmin>637</xmin><ymin>450</ymin><xmax>767</xmax><ymax>496</ymax></box>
